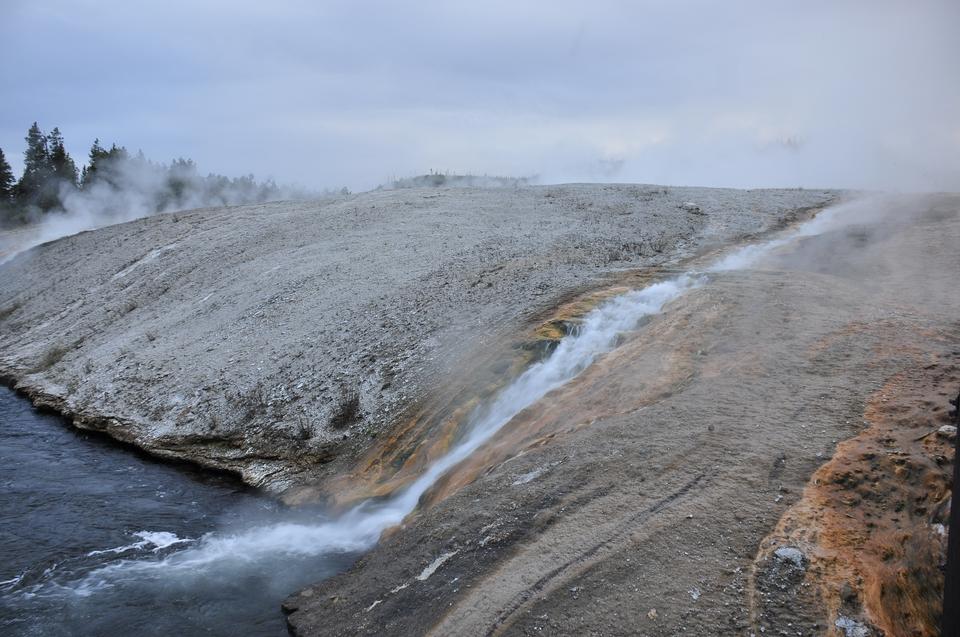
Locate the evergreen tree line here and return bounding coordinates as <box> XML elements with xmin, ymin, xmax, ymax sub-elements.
<box><xmin>0</xmin><ymin>122</ymin><xmax>290</xmax><ymax>227</ymax></box>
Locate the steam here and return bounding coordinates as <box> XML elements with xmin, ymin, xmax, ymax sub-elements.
<box><xmin>708</xmin><ymin>200</ymin><xmax>849</xmax><ymax>272</ymax></box>
<box><xmin>384</xmin><ymin>173</ymin><xmax>533</xmax><ymax>189</ymax></box>
<box><xmin>0</xmin><ymin>159</ymin><xmax>315</xmax><ymax>264</ymax></box>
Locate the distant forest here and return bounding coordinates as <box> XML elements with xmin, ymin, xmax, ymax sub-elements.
<box><xmin>0</xmin><ymin>122</ymin><xmax>305</xmax><ymax>227</ymax></box>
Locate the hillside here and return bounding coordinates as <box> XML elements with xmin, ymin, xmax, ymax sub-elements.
<box><xmin>0</xmin><ymin>185</ymin><xmax>836</xmax><ymax>491</ymax></box>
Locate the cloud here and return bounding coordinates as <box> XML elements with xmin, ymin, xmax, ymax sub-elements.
<box><xmin>1</xmin><ymin>0</ymin><xmax>957</xmax><ymax>192</ymax></box>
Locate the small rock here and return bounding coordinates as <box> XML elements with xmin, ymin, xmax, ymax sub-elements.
<box><xmin>680</xmin><ymin>202</ymin><xmax>703</xmax><ymax>214</ymax></box>
<box><xmin>835</xmin><ymin>616</ymin><xmax>871</xmax><ymax>637</ymax></box>
<box><xmin>773</xmin><ymin>546</ymin><xmax>806</xmax><ymax>569</ymax></box>
<box><xmin>647</xmin><ymin>608</ymin><xmax>658</xmax><ymax>620</ymax></box>
<box><xmin>688</xmin><ymin>586</ymin><xmax>701</xmax><ymax>601</ymax></box>
<box><xmin>937</xmin><ymin>424</ymin><xmax>957</xmax><ymax>441</ymax></box>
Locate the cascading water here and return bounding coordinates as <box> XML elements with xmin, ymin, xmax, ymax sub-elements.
<box><xmin>14</xmin><ymin>275</ymin><xmax>701</xmax><ymax>594</ymax></box>
<box><xmin>2</xmin><ymin>198</ymin><xmax>859</xmax><ymax>634</ymax></box>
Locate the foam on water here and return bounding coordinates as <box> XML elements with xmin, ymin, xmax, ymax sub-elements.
<box><xmin>86</xmin><ymin>531</ymin><xmax>192</xmax><ymax>557</ymax></box>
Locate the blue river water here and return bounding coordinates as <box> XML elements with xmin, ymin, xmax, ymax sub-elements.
<box><xmin>0</xmin><ymin>386</ymin><xmax>355</xmax><ymax>636</ymax></box>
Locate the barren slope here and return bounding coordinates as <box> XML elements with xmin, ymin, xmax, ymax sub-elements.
<box><xmin>284</xmin><ymin>194</ymin><xmax>959</xmax><ymax>635</ymax></box>
<box><xmin>0</xmin><ymin>185</ymin><xmax>834</xmax><ymax>490</ymax></box>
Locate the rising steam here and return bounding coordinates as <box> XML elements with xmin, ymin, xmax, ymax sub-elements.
<box><xmin>0</xmin><ymin>157</ymin><xmax>317</xmax><ymax>264</ymax></box>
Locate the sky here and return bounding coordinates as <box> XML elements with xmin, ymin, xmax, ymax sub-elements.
<box><xmin>2</xmin><ymin>0</ymin><xmax>958</xmax><ymax>192</ymax></box>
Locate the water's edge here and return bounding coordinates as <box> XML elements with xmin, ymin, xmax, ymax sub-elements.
<box><xmin>0</xmin><ymin>374</ymin><xmax>253</xmax><ymax>488</ymax></box>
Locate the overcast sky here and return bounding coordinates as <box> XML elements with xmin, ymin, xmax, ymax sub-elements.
<box><xmin>2</xmin><ymin>1</ymin><xmax>957</xmax><ymax>192</ymax></box>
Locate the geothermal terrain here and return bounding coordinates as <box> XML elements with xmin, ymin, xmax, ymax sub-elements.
<box><xmin>0</xmin><ymin>185</ymin><xmax>832</xmax><ymax>490</ymax></box>
<box><xmin>1</xmin><ymin>184</ymin><xmax>957</xmax><ymax>636</ymax></box>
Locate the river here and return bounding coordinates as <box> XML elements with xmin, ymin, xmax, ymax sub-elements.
<box><xmin>0</xmin><ymin>386</ymin><xmax>358</xmax><ymax>636</ymax></box>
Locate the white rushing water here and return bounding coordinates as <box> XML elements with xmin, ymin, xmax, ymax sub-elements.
<box><xmin>54</xmin><ymin>274</ymin><xmax>699</xmax><ymax>595</ymax></box>
<box><xmin>48</xmin><ymin>197</ymin><xmax>862</xmax><ymax>596</ymax></box>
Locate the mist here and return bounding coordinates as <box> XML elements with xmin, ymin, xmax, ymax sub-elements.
<box><xmin>0</xmin><ymin>154</ymin><xmax>315</xmax><ymax>263</ymax></box>
<box><xmin>2</xmin><ymin>1</ymin><xmax>957</xmax><ymax>195</ymax></box>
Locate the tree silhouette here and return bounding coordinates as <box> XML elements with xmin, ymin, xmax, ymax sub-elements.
<box><xmin>80</xmin><ymin>138</ymin><xmax>108</xmax><ymax>188</ymax></box>
<box><xmin>17</xmin><ymin>122</ymin><xmax>51</xmax><ymax>206</ymax></box>
<box><xmin>4</xmin><ymin>121</ymin><xmax>295</xmax><ymax>225</ymax></box>
<box><xmin>0</xmin><ymin>148</ymin><xmax>14</xmax><ymax>202</ymax></box>
<box><xmin>48</xmin><ymin>127</ymin><xmax>78</xmax><ymax>189</ymax></box>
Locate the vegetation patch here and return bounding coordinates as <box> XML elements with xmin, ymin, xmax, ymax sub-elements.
<box><xmin>229</xmin><ymin>382</ymin><xmax>270</xmax><ymax>424</ymax></box>
<box><xmin>329</xmin><ymin>391</ymin><xmax>361</xmax><ymax>429</ymax></box>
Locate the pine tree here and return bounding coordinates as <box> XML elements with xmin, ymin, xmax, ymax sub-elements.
<box><xmin>107</xmin><ymin>143</ymin><xmax>128</xmax><ymax>162</ymax></box>
<box><xmin>47</xmin><ymin>127</ymin><xmax>78</xmax><ymax>189</ymax></box>
<box><xmin>166</xmin><ymin>157</ymin><xmax>197</xmax><ymax>206</ymax></box>
<box><xmin>0</xmin><ymin>148</ymin><xmax>14</xmax><ymax>202</ymax></box>
<box><xmin>17</xmin><ymin>122</ymin><xmax>51</xmax><ymax>205</ymax></box>
<box><xmin>81</xmin><ymin>138</ymin><xmax>109</xmax><ymax>188</ymax></box>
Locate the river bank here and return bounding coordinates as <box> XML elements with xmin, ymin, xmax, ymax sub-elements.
<box><xmin>0</xmin><ymin>386</ymin><xmax>310</xmax><ymax>636</ymax></box>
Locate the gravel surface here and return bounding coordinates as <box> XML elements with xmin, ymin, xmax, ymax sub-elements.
<box><xmin>284</xmin><ymin>194</ymin><xmax>960</xmax><ymax>636</ymax></box>
<box><xmin>0</xmin><ymin>184</ymin><xmax>836</xmax><ymax>490</ymax></box>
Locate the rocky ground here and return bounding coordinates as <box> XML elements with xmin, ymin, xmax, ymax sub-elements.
<box><xmin>282</xmin><ymin>194</ymin><xmax>960</xmax><ymax>636</ymax></box>
<box><xmin>0</xmin><ymin>184</ymin><xmax>835</xmax><ymax>491</ymax></box>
